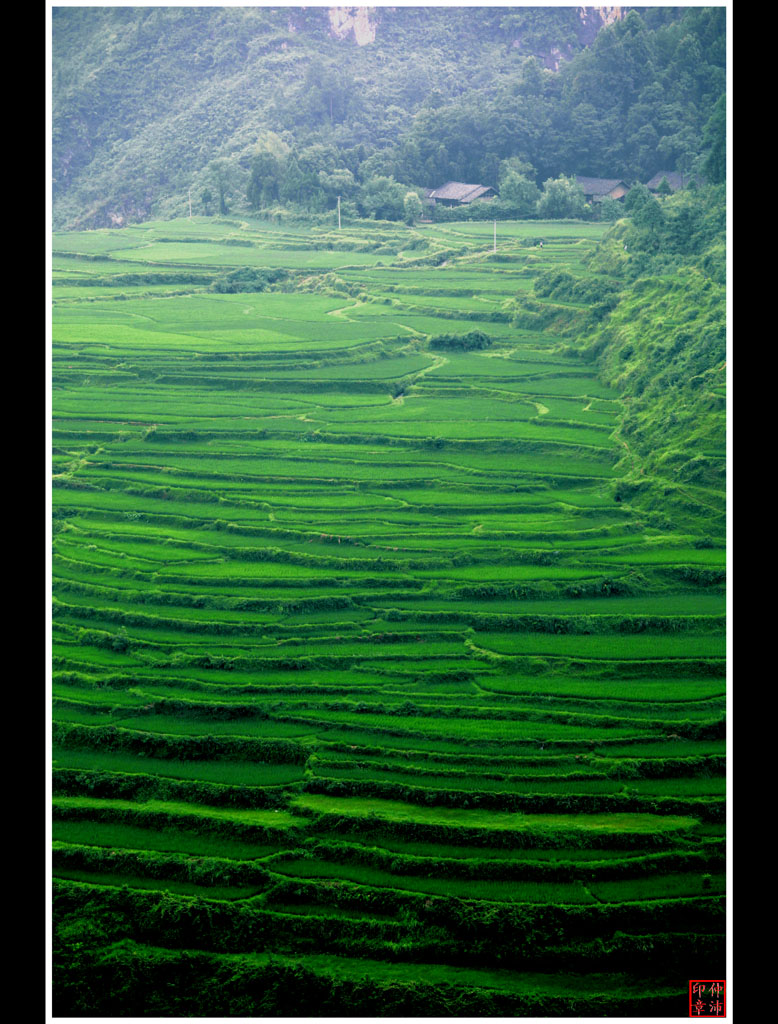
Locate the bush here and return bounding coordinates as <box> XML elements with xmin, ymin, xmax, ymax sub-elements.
<box><xmin>533</xmin><ymin>269</ymin><xmax>620</xmax><ymax>305</ymax></box>
<box><xmin>429</xmin><ymin>330</ymin><xmax>492</xmax><ymax>351</ymax></box>
<box><xmin>211</xmin><ymin>266</ymin><xmax>289</xmax><ymax>293</ymax></box>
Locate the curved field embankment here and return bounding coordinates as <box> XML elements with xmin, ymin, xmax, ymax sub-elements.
<box><xmin>52</xmin><ymin>216</ymin><xmax>725</xmax><ymax>1014</ymax></box>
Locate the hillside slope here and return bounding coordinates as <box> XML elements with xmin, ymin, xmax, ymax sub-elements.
<box><xmin>52</xmin><ymin>6</ymin><xmax>724</xmax><ymax>229</ymax></box>
<box><xmin>551</xmin><ymin>185</ymin><xmax>726</xmax><ymax>534</ymax></box>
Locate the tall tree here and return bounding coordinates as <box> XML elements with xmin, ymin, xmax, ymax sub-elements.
<box><xmin>358</xmin><ymin>176</ymin><xmax>407</xmax><ymax>220</ymax></box>
<box><xmin>208</xmin><ymin>158</ymin><xmax>238</xmax><ymax>215</ymax></box>
<box><xmin>403</xmin><ymin>190</ymin><xmax>423</xmax><ymax>225</ymax></box>
<box><xmin>536</xmin><ymin>175</ymin><xmax>586</xmax><ymax>218</ymax></box>
<box><xmin>247</xmin><ymin>152</ymin><xmax>281</xmax><ymax>209</ymax></box>
<box><xmin>701</xmin><ymin>94</ymin><xmax>726</xmax><ymax>184</ymax></box>
<box><xmin>498</xmin><ymin>166</ymin><xmax>540</xmax><ymax>216</ymax></box>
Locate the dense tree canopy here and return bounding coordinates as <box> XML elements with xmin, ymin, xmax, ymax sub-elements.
<box><xmin>52</xmin><ymin>5</ymin><xmax>726</xmax><ymax>228</ymax></box>
<box><xmin>536</xmin><ymin>176</ymin><xmax>587</xmax><ymax>219</ymax></box>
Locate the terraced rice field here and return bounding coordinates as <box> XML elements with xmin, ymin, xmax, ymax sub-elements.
<box><xmin>51</xmin><ymin>215</ymin><xmax>725</xmax><ymax>1016</ymax></box>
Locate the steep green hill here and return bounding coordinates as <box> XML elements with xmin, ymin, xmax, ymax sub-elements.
<box><xmin>537</xmin><ymin>185</ymin><xmax>726</xmax><ymax>534</ymax></box>
<box><xmin>52</xmin><ymin>6</ymin><xmax>725</xmax><ymax>229</ymax></box>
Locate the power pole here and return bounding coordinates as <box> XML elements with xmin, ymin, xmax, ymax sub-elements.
<box><xmin>493</xmin><ymin>219</ymin><xmax>497</xmax><ymax>253</ymax></box>
<box><xmin>337</xmin><ymin>195</ymin><xmax>341</xmax><ymax>230</ymax></box>
<box><xmin>188</xmin><ymin>188</ymin><xmax>192</xmax><ymax>219</ymax></box>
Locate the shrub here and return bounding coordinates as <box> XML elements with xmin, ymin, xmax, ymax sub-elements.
<box><xmin>211</xmin><ymin>266</ymin><xmax>289</xmax><ymax>293</ymax></box>
<box><xmin>429</xmin><ymin>330</ymin><xmax>492</xmax><ymax>351</ymax></box>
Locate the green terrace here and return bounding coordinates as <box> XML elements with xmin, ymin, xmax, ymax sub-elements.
<box><xmin>52</xmin><ymin>213</ymin><xmax>726</xmax><ymax>1011</ymax></box>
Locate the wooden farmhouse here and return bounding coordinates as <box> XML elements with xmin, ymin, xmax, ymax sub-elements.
<box><xmin>646</xmin><ymin>170</ymin><xmax>703</xmax><ymax>193</ymax></box>
<box><xmin>575</xmin><ymin>176</ymin><xmax>630</xmax><ymax>203</ymax></box>
<box><xmin>425</xmin><ymin>182</ymin><xmax>498</xmax><ymax>207</ymax></box>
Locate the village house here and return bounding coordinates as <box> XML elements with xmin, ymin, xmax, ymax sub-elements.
<box><xmin>425</xmin><ymin>182</ymin><xmax>498</xmax><ymax>207</ymax></box>
<box><xmin>645</xmin><ymin>171</ymin><xmax>703</xmax><ymax>193</ymax></box>
<box><xmin>575</xmin><ymin>176</ymin><xmax>630</xmax><ymax>203</ymax></box>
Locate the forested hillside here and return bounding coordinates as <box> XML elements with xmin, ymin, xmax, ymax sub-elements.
<box><xmin>52</xmin><ymin>5</ymin><xmax>725</xmax><ymax>228</ymax></box>
<box><xmin>572</xmin><ymin>184</ymin><xmax>725</xmax><ymax>532</ymax></box>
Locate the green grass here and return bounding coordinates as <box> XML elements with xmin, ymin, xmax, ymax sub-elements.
<box><xmin>292</xmin><ymin>793</ymin><xmax>697</xmax><ymax>834</ymax></box>
<box><xmin>51</xmin><ymin>818</ymin><xmax>285</xmax><ymax>860</ymax></box>
<box><xmin>53</xmin><ymin>714</ymin><xmax>318</xmax><ymax>740</ymax></box>
<box><xmin>52</xmin><ymin>214</ymin><xmax>726</xmax><ymax>1010</ymax></box>
<box><xmin>588</xmin><ymin>872</ymin><xmax>726</xmax><ymax>902</ymax></box>
<box><xmin>284</xmin><ymin>711</ymin><xmax>648</xmax><ymax>742</ymax></box>
<box><xmin>52</xmin><ymin>748</ymin><xmax>306</xmax><ymax>787</ymax></box>
<box><xmin>342</xmin><ymin>835</ymin><xmax>648</xmax><ymax>861</ymax></box>
<box><xmin>270</xmin><ymin>857</ymin><xmax>597</xmax><ymax>903</ymax></box>
<box><xmin>472</xmin><ymin>632</ymin><xmax>725</xmax><ymax>659</ymax></box>
<box><xmin>54</xmin><ymin>795</ymin><xmax>306</xmax><ymax>831</ymax></box>
<box><xmin>52</xmin><ymin>866</ymin><xmax>262</xmax><ymax>900</ymax></box>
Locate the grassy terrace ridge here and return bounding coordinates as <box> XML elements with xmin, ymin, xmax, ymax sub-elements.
<box><xmin>51</xmin><ymin>938</ymin><xmax>685</xmax><ymax>1015</ymax></box>
<box><xmin>52</xmin><ymin>213</ymin><xmax>726</xmax><ymax>1014</ymax></box>
<box><xmin>291</xmin><ymin>792</ymin><xmax>698</xmax><ymax>833</ymax></box>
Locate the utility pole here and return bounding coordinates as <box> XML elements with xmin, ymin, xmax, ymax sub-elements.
<box><xmin>493</xmin><ymin>219</ymin><xmax>497</xmax><ymax>253</ymax></box>
<box><xmin>337</xmin><ymin>195</ymin><xmax>341</xmax><ymax>230</ymax></box>
<box><xmin>188</xmin><ymin>188</ymin><xmax>192</xmax><ymax>219</ymax></box>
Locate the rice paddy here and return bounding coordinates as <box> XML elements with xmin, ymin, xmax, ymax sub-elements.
<box><xmin>51</xmin><ymin>214</ymin><xmax>725</xmax><ymax>1014</ymax></box>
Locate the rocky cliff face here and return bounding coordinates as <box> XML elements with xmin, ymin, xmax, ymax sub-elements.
<box><xmin>529</xmin><ymin>7</ymin><xmax>626</xmax><ymax>68</ymax></box>
<box><xmin>328</xmin><ymin>6</ymin><xmax>377</xmax><ymax>46</ymax></box>
<box><xmin>577</xmin><ymin>6</ymin><xmax>625</xmax><ymax>45</ymax></box>
<box><xmin>323</xmin><ymin>5</ymin><xmax>623</xmax><ymax>63</ymax></box>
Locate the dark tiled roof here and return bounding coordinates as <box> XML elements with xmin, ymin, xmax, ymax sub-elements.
<box><xmin>428</xmin><ymin>181</ymin><xmax>496</xmax><ymax>202</ymax></box>
<box><xmin>575</xmin><ymin>176</ymin><xmax>628</xmax><ymax>196</ymax></box>
<box><xmin>645</xmin><ymin>171</ymin><xmax>702</xmax><ymax>191</ymax></box>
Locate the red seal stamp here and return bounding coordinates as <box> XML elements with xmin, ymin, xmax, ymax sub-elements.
<box><xmin>689</xmin><ymin>980</ymin><xmax>726</xmax><ymax>1017</ymax></box>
